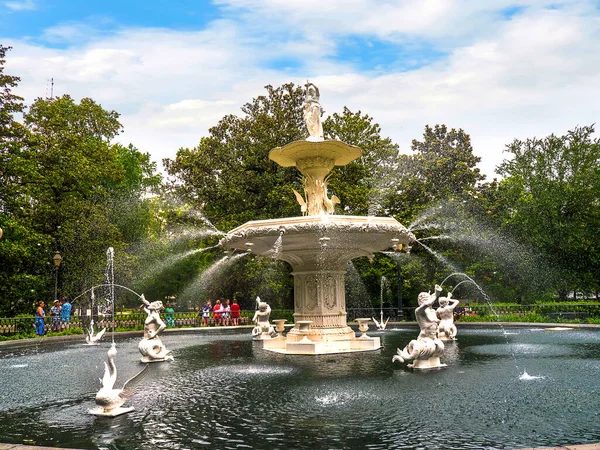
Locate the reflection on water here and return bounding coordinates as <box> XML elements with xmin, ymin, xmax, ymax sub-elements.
<box><xmin>0</xmin><ymin>327</ymin><xmax>599</xmax><ymax>449</ymax></box>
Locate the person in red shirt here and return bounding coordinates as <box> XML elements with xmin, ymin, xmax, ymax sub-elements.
<box><xmin>213</xmin><ymin>299</ymin><xmax>223</xmax><ymax>326</ymax></box>
<box><xmin>230</xmin><ymin>298</ymin><xmax>241</xmax><ymax>326</ymax></box>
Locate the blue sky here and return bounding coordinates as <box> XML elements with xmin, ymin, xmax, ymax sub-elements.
<box><xmin>2</xmin><ymin>0</ymin><xmax>599</xmax><ymax>177</ymax></box>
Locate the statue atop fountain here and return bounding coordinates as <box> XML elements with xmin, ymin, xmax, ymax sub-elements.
<box><xmin>437</xmin><ymin>292</ymin><xmax>459</xmax><ymax>341</ymax></box>
<box><xmin>138</xmin><ymin>295</ymin><xmax>173</xmax><ymax>362</ymax></box>
<box><xmin>393</xmin><ymin>285</ymin><xmax>446</xmax><ymax>369</ymax></box>
<box><xmin>222</xmin><ymin>82</ymin><xmax>415</xmax><ymax>354</ymax></box>
<box><xmin>304</xmin><ymin>81</ymin><xmax>324</xmax><ymax>142</ymax></box>
<box><xmin>252</xmin><ymin>297</ymin><xmax>276</xmax><ymax>340</ymax></box>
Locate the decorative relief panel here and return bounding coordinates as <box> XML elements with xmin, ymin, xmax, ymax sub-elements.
<box><xmin>324</xmin><ymin>274</ymin><xmax>336</xmax><ymax>309</ymax></box>
<box><xmin>305</xmin><ymin>275</ymin><xmax>318</xmax><ymax>310</ymax></box>
<box><xmin>294</xmin><ymin>277</ymin><xmax>302</xmax><ymax>309</ymax></box>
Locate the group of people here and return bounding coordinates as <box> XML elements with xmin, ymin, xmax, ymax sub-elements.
<box><xmin>35</xmin><ymin>296</ymin><xmax>73</xmax><ymax>336</ymax></box>
<box><xmin>201</xmin><ymin>298</ymin><xmax>241</xmax><ymax>327</ymax></box>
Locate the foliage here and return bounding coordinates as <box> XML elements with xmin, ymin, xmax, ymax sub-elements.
<box><xmin>388</xmin><ymin>124</ymin><xmax>485</xmax><ymax>223</ymax></box>
<box><xmin>495</xmin><ymin>125</ymin><xmax>600</xmax><ymax>299</ymax></box>
<box><xmin>0</xmin><ymin>48</ymin><xmax>163</xmax><ymax>316</ymax></box>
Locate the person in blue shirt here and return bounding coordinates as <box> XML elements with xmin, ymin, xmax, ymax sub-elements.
<box><xmin>35</xmin><ymin>301</ymin><xmax>46</xmax><ymax>336</ymax></box>
<box><xmin>61</xmin><ymin>296</ymin><xmax>72</xmax><ymax>325</ymax></box>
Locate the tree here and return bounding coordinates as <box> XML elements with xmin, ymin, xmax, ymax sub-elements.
<box><xmin>0</xmin><ymin>45</ymin><xmax>50</xmax><ymax>315</ymax></box>
<box><xmin>495</xmin><ymin>125</ymin><xmax>600</xmax><ymax>299</ymax></box>
<box><xmin>0</xmin><ymin>76</ymin><xmax>163</xmax><ymax>314</ymax></box>
<box><xmin>388</xmin><ymin>124</ymin><xmax>485</xmax><ymax>224</ymax></box>
<box><xmin>324</xmin><ymin>107</ymin><xmax>399</xmax><ymax>216</ymax></box>
<box><xmin>164</xmin><ymin>83</ymin><xmax>305</xmax><ymax>232</ymax></box>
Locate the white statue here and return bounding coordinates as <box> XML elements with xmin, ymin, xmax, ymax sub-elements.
<box><xmin>437</xmin><ymin>293</ymin><xmax>459</xmax><ymax>341</ymax></box>
<box><xmin>304</xmin><ymin>81</ymin><xmax>324</xmax><ymax>141</ymax></box>
<box><xmin>252</xmin><ymin>296</ymin><xmax>276</xmax><ymax>340</ymax></box>
<box><xmin>86</xmin><ymin>287</ymin><xmax>106</xmax><ymax>344</ymax></box>
<box><xmin>89</xmin><ymin>343</ymin><xmax>148</xmax><ymax>417</ymax></box>
<box><xmin>86</xmin><ymin>319</ymin><xmax>106</xmax><ymax>345</ymax></box>
<box><xmin>138</xmin><ymin>295</ymin><xmax>173</xmax><ymax>362</ymax></box>
<box><xmin>392</xmin><ymin>285</ymin><xmax>445</xmax><ymax>369</ymax></box>
<box><xmin>372</xmin><ymin>316</ymin><xmax>389</xmax><ymax>331</ymax></box>
<box><xmin>293</xmin><ymin>175</ymin><xmax>340</xmax><ymax>216</ymax></box>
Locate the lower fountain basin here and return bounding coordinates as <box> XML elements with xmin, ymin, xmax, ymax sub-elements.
<box><xmin>222</xmin><ymin>216</ymin><xmax>414</xmax><ymax>355</ymax></box>
<box><xmin>0</xmin><ymin>326</ymin><xmax>599</xmax><ymax>449</ymax></box>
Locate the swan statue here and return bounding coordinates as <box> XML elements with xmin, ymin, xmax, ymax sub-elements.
<box><xmin>85</xmin><ymin>287</ymin><xmax>106</xmax><ymax>345</ymax></box>
<box><xmin>89</xmin><ymin>343</ymin><xmax>148</xmax><ymax>417</ymax></box>
<box><xmin>372</xmin><ymin>316</ymin><xmax>389</xmax><ymax>331</ymax></box>
<box><xmin>85</xmin><ymin>319</ymin><xmax>106</xmax><ymax>345</ymax></box>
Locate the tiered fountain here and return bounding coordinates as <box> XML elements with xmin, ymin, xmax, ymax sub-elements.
<box><xmin>221</xmin><ymin>82</ymin><xmax>415</xmax><ymax>354</ymax></box>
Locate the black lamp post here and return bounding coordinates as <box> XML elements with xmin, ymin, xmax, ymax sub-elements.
<box><xmin>53</xmin><ymin>251</ymin><xmax>63</xmax><ymax>301</ymax></box>
<box><xmin>395</xmin><ymin>243</ymin><xmax>404</xmax><ymax>320</ymax></box>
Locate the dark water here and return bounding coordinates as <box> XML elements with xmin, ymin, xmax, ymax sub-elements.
<box><xmin>0</xmin><ymin>326</ymin><xmax>599</xmax><ymax>449</ymax></box>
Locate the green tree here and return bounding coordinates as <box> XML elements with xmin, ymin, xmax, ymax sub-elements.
<box><xmin>389</xmin><ymin>124</ymin><xmax>485</xmax><ymax>224</ymax></box>
<box><xmin>0</xmin><ymin>79</ymin><xmax>162</xmax><ymax>314</ymax></box>
<box><xmin>0</xmin><ymin>45</ymin><xmax>51</xmax><ymax>315</ymax></box>
<box><xmin>496</xmin><ymin>125</ymin><xmax>600</xmax><ymax>299</ymax></box>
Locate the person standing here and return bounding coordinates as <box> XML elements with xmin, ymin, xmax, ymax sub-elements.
<box><xmin>60</xmin><ymin>296</ymin><xmax>72</xmax><ymax>328</ymax></box>
<box><xmin>201</xmin><ymin>300</ymin><xmax>212</xmax><ymax>327</ymax></box>
<box><xmin>230</xmin><ymin>298</ymin><xmax>241</xmax><ymax>326</ymax></box>
<box><xmin>213</xmin><ymin>299</ymin><xmax>223</xmax><ymax>327</ymax></box>
<box><xmin>222</xmin><ymin>299</ymin><xmax>231</xmax><ymax>326</ymax></box>
<box><xmin>35</xmin><ymin>301</ymin><xmax>46</xmax><ymax>336</ymax></box>
<box><xmin>165</xmin><ymin>303</ymin><xmax>175</xmax><ymax>327</ymax></box>
<box><xmin>50</xmin><ymin>300</ymin><xmax>61</xmax><ymax>332</ymax></box>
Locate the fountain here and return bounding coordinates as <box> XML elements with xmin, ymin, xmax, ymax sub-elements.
<box><xmin>221</xmin><ymin>83</ymin><xmax>414</xmax><ymax>354</ymax></box>
<box><xmin>372</xmin><ymin>276</ymin><xmax>390</xmax><ymax>330</ymax></box>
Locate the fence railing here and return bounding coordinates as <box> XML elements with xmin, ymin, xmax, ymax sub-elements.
<box><xmin>1</xmin><ymin>303</ymin><xmax>598</xmax><ymax>337</ymax></box>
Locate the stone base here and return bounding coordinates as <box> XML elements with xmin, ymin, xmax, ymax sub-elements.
<box><xmin>259</xmin><ymin>335</ymin><xmax>381</xmax><ymax>355</ymax></box>
<box><xmin>140</xmin><ymin>355</ymin><xmax>173</xmax><ymax>363</ymax></box>
<box><xmin>409</xmin><ymin>357</ymin><xmax>446</xmax><ymax>370</ymax></box>
<box><xmin>89</xmin><ymin>406</ymin><xmax>135</xmax><ymax>417</ymax></box>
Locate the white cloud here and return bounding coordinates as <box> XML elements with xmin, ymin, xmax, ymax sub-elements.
<box><xmin>2</xmin><ymin>1</ymin><xmax>599</xmax><ymax>179</ymax></box>
<box><xmin>4</xmin><ymin>0</ymin><xmax>35</xmax><ymax>11</ymax></box>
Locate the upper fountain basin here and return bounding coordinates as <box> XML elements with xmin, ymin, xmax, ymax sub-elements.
<box><xmin>221</xmin><ymin>215</ymin><xmax>415</xmax><ymax>259</ymax></box>
<box><xmin>269</xmin><ymin>140</ymin><xmax>362</xmax><ymax>168</ymax></box>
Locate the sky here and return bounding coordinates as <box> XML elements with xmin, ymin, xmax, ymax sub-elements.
<box><xmin>1</xmin><ymin>0</ymin><xmax>599</xmax><ymax>179</ymax></box>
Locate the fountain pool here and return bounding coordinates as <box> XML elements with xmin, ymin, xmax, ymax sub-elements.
<box><xmin>0</xmin><ymin>326</ymin><xmax>598</xmax><ymax>449</ymax></box>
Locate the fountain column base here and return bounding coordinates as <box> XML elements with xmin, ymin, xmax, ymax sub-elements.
<box><xmin>260</xmin><ymin>334</ymin><xmax>381</xmax><ymax>355</ymax></box>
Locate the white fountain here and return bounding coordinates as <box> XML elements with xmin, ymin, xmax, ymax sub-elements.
<box><xmin>221</xmin><ymin>82</ymin><xmax>414</xmax><ymax>355</ymax></box>
<box><xmin>372</xmin><ymin>276</ymin><xmax>390</xmax><ymax>330</ymax></box>
<box><xmin>85</xmin><ymin>288</ymin><xmax>106</xmax><ymax>345</ymax></box>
